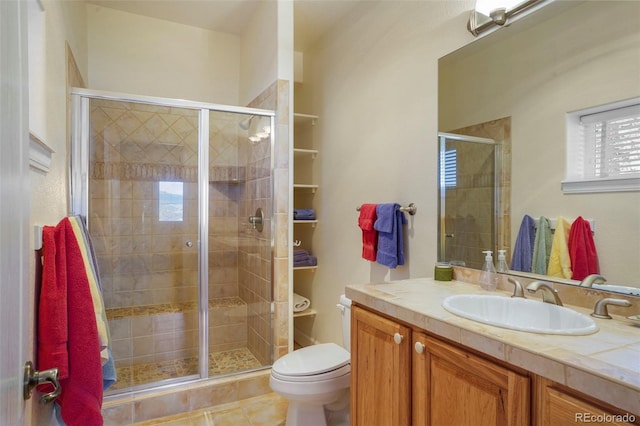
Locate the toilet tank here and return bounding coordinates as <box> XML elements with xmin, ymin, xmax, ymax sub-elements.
<box><xmin>337</xmin><ymin>295</ymin><xmax>352</xmax><ymax>351</ymax></box>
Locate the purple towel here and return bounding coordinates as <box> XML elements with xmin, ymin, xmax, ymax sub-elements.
<box><xmin>294</xmin><ymin>209</ymin><xmax>316</xmax><ymax>220</ymax></box>
<box><xmin>374</xmin><ymin>203</ymin><xmax>407</xmax><ymax>269</ymax></box>
<box><xmin>294</xmin><ymin>256</ymin><xmax>317</xmax><ymax>267</ymax></box>
<box><xmin>511</xmin><ymin>215</ymin><xmax>536</xmax><ymax>272</ymax></box>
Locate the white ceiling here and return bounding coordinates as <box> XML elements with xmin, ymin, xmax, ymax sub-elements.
<box><xmin>86</xmin><ymin>0</ymin><xmax>361</xmax><ymax>51</ymax></box>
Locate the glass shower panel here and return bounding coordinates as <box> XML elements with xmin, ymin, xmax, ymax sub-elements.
<box><xmin>87</xmin><ymin>98</ymin><xmax>201</xmax><ymax>392</ymax></box>
<box><xmin>206</xmin><ymin>111</ymin><xmax>272</xmax><ymax>375</ymax></box>
<box><xmin>439</xmin><ymin>136</ymin><xmax>497</xmax><ymax>270</ymax></box>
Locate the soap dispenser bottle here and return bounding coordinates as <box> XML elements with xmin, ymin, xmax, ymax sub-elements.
<box><xmin>479</xmin><ymin>250</ymin><xmax>498</xmax><ymax>291</ymax></box>
<box><xmin>496</xmin><ymin>249</ymin><xmax>509</xmax><ymax>273</ymax></box>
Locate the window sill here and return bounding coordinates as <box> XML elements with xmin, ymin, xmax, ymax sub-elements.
<box><xmin>561</xmin><ymin>177</ymin><xmax>640</xmax><ymax>193</ymax></box>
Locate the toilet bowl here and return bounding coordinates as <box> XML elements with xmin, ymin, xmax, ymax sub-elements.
<box><xmin>270</xmin><ymin>295</ymin><xmax>352</xmax><ymax>426</ymax></box>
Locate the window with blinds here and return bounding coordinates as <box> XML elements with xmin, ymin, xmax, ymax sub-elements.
<box><xmin>582</xmin><ymin>104</ymin><xmax>640</xmax><ymax>178</ymax></box>
<box><xmin>563</xmin><ymin>99</ymin><xmax>640</xmax><ymax>193</ymax></box>
<box><xmin>443</xmin><ymin>149</ymin><xmax>457</xmax><ymax>188</ymax></box>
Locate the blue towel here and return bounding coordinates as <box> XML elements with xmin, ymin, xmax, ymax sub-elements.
<box><xmin>102</xmin><ymin>347</ymin><xmax>117</xmax><ymax>391</ymax></box>
<box><xmin>511</xmin><ymin>215</ymin><xmax>536</xmax><ymax>272</ymax></box>
<box><xmin>294</xmin><ymin>209</ymin><xmax>316</xmax><ymax>220</ymax></box>
<box><xmin>374</xmin><ymin>203</ymin><xmax>407</xmax><ymax>268</ymax></box>
<box><xmin>532</xmin><ymin>216</ymin><xmax>552</xmax><ymax>275</ymax></box>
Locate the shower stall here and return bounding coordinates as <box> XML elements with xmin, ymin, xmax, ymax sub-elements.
<box><xmin>438</xmin><ymin>132</ymin><xmax>501</xmax><ymax>270</ymax></box>
<box><xmin>69</xmin><ymin>89</ymin><xmax>276</xmax><ymax>394</ymax></box>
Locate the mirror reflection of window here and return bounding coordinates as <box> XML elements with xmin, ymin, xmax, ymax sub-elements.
<box><xmin>443</xmin><ymin>149</ymin><xmax>458</xmax><ymax>188</ymax></box>
<box><xmin>158</xmin><ymin>181</ymin><xmax>184</xmax><ymax>222</ymax></box>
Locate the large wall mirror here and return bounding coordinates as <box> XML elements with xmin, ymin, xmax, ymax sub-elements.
<box><xmin>438</xmin><ymin>1</ymin><xmax>640</xmax><ymax>294</ymax></box>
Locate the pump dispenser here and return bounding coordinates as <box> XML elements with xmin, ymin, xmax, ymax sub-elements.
<box><xmin>479</xmin><ymin>250</ymin><xmax>498</xmax><ymax>291</ymax></box>
<box><xmin>496</xmin><ymin>250</ymin><xmax>509</xmax><ymax>273</ymax></box>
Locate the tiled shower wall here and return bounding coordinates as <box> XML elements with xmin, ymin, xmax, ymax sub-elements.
<box><xmin>89</xmin><ymin>101</ymin><xmax>201</xmax><ymax>309</ymax></box>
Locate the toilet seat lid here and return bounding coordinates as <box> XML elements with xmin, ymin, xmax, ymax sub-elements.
<box><xmin>272</xmin><ymin>343</ymin><xmax>350</xmax><ymax>377</ymax></box>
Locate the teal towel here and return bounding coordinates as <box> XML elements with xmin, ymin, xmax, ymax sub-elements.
<box><xmin>532</xmin><ymin>216</ymin><xmax>552</xmax><ymax>275</ymax></box>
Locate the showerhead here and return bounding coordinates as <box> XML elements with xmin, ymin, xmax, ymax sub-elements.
<box><xmin>239</xmin><ymin>115</ymin><xmax>254</xmax><ymax>130</ymax></box>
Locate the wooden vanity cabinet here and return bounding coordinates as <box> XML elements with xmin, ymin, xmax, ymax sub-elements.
<box><xmin>351</xmin><ymin>305</ymin><xmax>411</xmax><ymax>426</ymax></box>
<box><xmin>352</xmin><ymin>304</ymin><xmax>637</xmax><ymax>426</ymax></box>
<box><xmin>535</xmin><ymin>377</ymin><xmax>639</xmax><ymax>426</ymax></box>
<box><xmin>413</xmin><ymin>331</ymin><xmax>530</xmax><ymax>426</ymax></box>
<box><xmin>351</xmin><ymin>305</ymin><xmax>529</xmax><ymax>426</ymax></box>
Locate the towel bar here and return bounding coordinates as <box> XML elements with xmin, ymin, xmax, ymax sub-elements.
<box><xmin>356</xmin><ymin>203</ymin><xmax>417</xmax><ymax>216</ymax></box>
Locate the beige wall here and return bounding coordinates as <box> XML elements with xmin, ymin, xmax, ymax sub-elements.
<box><xmin>296</xmin><ymin>1</ymin><xmax>475</xmax><ymax>346</ymax></box>
<box><xmin>439</xmin><ymin>1</ymin><xmax>640</xmax><ymax>287</ymax></box>
<box><xmin>86</xmin><ymin>5</ymin><xmax>241</xmax><ymax>104</ymax></box>
<box><xmin>239</xmin><ymin>1</ymin><xmax>278</xmax><ymax>106</ymax></box>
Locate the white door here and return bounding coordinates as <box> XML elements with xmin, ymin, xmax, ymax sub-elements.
<box><xmin>0</xmin><ymin>0</ymin><xmax>31</xmax><ymax>424</ymax></box>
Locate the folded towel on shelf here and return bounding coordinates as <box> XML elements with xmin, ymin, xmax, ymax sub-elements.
<box><xmin>294</xmin><ymin>209</ymin><xmax>316</xmax><ymax>220</ymax></box>
<box><xmin>294</xmin><ymin>256</ymin><xmax>318</xmax><ymax>267</ymax></box>
<box><xmin>293</xmin><ymin>249</ymin><xmax>318</xmax><ymax>267</ymax></box>
<box><xmin>532</xmin><ymin>216</ymin><xmax>552</xmax><ymax>275</ymax></box>
<box><xmin>511</xmin><ymin>215</ymin><xmax>536</xmax><ymax>272</ymax></box>
<box><xmin>358</xmin><ymin>204</ymin><xmax>378</xmax><ymax>261</ymax></box>
<box><xmin>569</xmin><ymin>216</ymin><xmax>599</xmax><ymax>281</ymax></box>
<box><xmin>293</xmin><ymin>293</ymin><xmax>311</xmax><ymax>312</ymax></box>
<box><xmin>374</xmin><ymin>203</ymin><xmax>407</xmax><ymax>269</ymax></box>
<box><xmin>547</xmin><ymin>216</ymin><xmax>572</xmax><ymax>279</ymax></box>
<box><xmin>294</xmin><ymin>249</ymin><xmax>310</xmax><ymax>260</ymax></box>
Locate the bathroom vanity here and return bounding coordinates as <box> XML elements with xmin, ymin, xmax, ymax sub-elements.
<box><xmin>346</xmin><ymin>278</ymin><xmax>640</xmax><ymax>425</ymax></box>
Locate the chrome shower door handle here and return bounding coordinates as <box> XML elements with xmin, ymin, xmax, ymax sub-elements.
<box><xmin>24</xmin><ymin>361</ymin><xmax>61</xmax><ymax>404</ymax></box>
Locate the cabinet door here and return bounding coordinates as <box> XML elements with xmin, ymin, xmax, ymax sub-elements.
<box><xmin>351</xmin><ymin>306</ymin><xmax>411</xmax><ymax>426</ymax></box>
<box><xmin>541</xmin><ymin>385</ymin><xmax>638</xmax><ymax>426</ymax></box>
<box><xmin>413</xmin><ymin>332</ymin><xmax>529</xmax><ymax>426</ymax></box>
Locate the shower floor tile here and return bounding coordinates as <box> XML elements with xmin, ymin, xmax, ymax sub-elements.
<box><xmin>110</xmin><ymin>347</ymin><xmax>263</xmax><ymax>391</ymax></box>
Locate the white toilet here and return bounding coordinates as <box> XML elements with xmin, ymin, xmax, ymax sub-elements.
<box><xmin>270</xmin><ymin>295</ymin><xmax>352</xmax><ymax>426</ymax></box>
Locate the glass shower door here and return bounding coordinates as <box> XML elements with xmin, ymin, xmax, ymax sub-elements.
<box><xmin>86</xmin><ymin>98</ymin><xmax>201</xmax><ymax>391</ymax></box>
<box><xmin>438</xmin><ymin>133</ymin><xmax>499</xmax><ymax>270</ymax></box>
<box><xmin>70</xmin><ymin>89</ymin><xmax>276</xmax><ymax>395</ymax></box>
<box><xmin>205</xmin><ymin>110</ymin><xmax>272</xmax><ymax>376</ymax></box>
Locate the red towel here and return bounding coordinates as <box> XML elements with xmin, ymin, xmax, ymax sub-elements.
<box><xmin>358</xmin><ymin>204</ymin><xmax>378</xmax><ymax>261</ymax></box>
<box><xmin>568</xmin><ymin>216</ymin><xmax>599</xmax><ymax>281</ymax></box>
<box><xmin>38</xmin><ymin>218</ymin><xmax>104</xmax><ymax>425</ymax></box>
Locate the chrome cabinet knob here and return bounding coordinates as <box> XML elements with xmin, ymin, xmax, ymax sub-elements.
<box><xmin>414</xmin><ymin>342</ymin><xmax>425</xmax><ymax>354</ymax></box>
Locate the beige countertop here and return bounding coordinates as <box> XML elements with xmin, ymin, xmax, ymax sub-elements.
<box><xmin>345</xmin><ymin>278</ymin><xmax>640</xmax><ymax>416</ymax></box>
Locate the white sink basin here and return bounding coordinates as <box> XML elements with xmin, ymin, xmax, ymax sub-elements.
<box><xmin>442</xmin><ymin>294</ymin><xmax>598</xmax><ymax>335</ymax></box>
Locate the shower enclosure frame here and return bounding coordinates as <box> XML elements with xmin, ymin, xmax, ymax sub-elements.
<box><xmin>69</xmin><ymin>87</ymin><xmax>276</xmax><ymax>391</ymax></box>
<box><xmin>437</xmin><ymin>132</ymin><xmax>502</xmax><ymax>267</ymax></box>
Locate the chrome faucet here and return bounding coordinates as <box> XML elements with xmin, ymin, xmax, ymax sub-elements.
<box><xmin>591</xmin><ymin>297</ymin><xmax>631</xmax><ymax>319</ymax></box>
<box><xmin>508</xmin><ymin>278</ymin><xmax>525</xmax><ymax>298</ymax></box>
<box><xmin>526</xmin><ymin>281</ymin><xmax>563</xmax><ymax>306</ymax></box>
<box><xmin>580</xmin><ymin>274</ymin><xmax>606</xmax><ymax>287</ymax></box>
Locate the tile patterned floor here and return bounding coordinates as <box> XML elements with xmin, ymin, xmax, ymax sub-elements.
<box><xmin>110</xmin><ymin>347</ymin><xmax>263</xmax><ymax>391</ymax></box>
<box><xmin>133</xmin><ymin>392</ymin><xmax>287</xmax><ymax>426</ymax></box>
